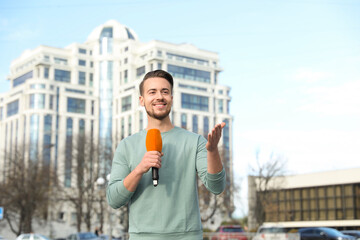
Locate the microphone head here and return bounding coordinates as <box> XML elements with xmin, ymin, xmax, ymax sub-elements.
<box><xmin>146</xmin><ymin>129</ymin><xmax>162</xmax><ymax>152</ymax></box>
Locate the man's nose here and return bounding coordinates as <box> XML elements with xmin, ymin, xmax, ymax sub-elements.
<box><xmin>155</xmin><ymin>91</ymin><xmax>164</xmax><ymax>99</ymax></box>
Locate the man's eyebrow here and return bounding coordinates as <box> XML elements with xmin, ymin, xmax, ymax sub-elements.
<box><xmin>147</xmin><ymin>87</ymin><xmax>170</xmax><ymax>92</ymax></box>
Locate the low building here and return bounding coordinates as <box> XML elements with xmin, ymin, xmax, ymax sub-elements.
<box><xmin>248</xmin><ymin>168</ymin><xmax>360</xmax><ymax>230</ymax></box>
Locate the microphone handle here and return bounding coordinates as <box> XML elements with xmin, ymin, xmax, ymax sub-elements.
<box><xmin>152</xmin><ymin>167</ymin><xmax>159</xmax><ymax>187</ymax></box>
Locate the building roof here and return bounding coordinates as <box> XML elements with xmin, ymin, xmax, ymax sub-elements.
<box><xmin>86</xmin><ymin>19</ymin><xmax>138</xmax><ymax>42</ymax></box>
<box><xmin>280</xmin><ymin>168</ymin><xmax>360</xmax><ymax>189</ymax></box>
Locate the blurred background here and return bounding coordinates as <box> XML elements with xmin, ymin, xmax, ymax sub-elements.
<box><xmin>0</xmin><ymin>0</ymin><xmax>360</xmax><ymax>239</ymax></box>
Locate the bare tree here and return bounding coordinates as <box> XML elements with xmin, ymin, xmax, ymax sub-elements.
<box><xmin>0</xmin><ymin>146</ymin><xmax>59</xmax><ymax>235</ymax></box>
<box><xmin>248</xmin><ymin>150</ymin><xmax>287</xmax><ymax>228</ymax></box>
<box><xmin>198</xmin><ymin>147</ymin><xmax>236</xmax><ymax>223</ymax></box>
<box><xmin>59</xmin><ymin>133</ymin><xmax>107</xmax><ymax>232</ymax></box>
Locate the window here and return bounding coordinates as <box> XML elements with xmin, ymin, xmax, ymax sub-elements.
<box><xmin>30</xmin><ymin>84</ymin><xmax>46</xmax><ymax>89</ymax></box>
<box><xmin>139</xmin><ymin>111</ymin><xmax>143</xmax><ymax>130</ymax></box>
<box><xmin>136</xmin><ymin>66</ymin><xmax>145</xmax><ymax>77</ymax></box>
<box><xmin>67</xmin><ymin>97</ymin><xmax>86</xmax><ymax>114</ymax></box>
<box><xmin>121</xmin><ymin>118</ymin><xmax>125</xmax><ymax>139</ymax></box>
<box><xmin>168</xmin><ymin>64</ymin><xmax>210</xmax><ymax>83</ymax></box>
<box><xmin>43</xmin><ymin>114</ymin><xmax>52</xmax><ymax>166</ymax></box>
<box><xmin>122</xmin><ymin>95</ymin><xmax>131</xmax><ymax>112</ymax></box>
<box><xmin>223</xmin><ymin>119</ymin><xmax>229</xmax><ymax>149</ymax></box>
<box><xmin>78</xmin><ymin>71</ymin><xmax>86</xmax><ymax>85</ymax></box>
<box><xmin>65</xmin><ymin>88</ymin><xmax>85</xmax><ymax>94</ymax></box>
<box><xmin>128</xmin><ymin>115</ymin><xmax>132</xmax><ymax>136</ymax></box>
<box><xmin>125</xmin><ymin>27</ymin><xmax>135</xmax><ymax>40</ymax></box>
<box><xmin>54</xmin><ymin>57</ymin><xmax>68</xmax><ymax>65</ymax></box>
<box><xmin>13</xmin><ymin>71</ymin><xmax>33</xmax><ymax>87</ymax></box>
<box><xmin>49</xmin><ymin>95</ymin><xmax>54</xmax><ymax>110</ymax></box>
<box><xmin>192</xmin><ymin>115</ymin><xmax>198</xmax><ymax>133</ymax></box>
<box><xmin>181</xmin><ymin>113</ymin><xmax>187</xmax><ymax>129</ymax></box>
<box><xmin>124</xmin><ymin>70</ymin><xmax>128</xmax><ymax>83</ymax></box>
<box><xmin>7</xmin><ymin>99</ymin><xmax>19</xmax><ymax>117</ymax></box>
<box><xmin>179</xmin><ymin>84</ymin><xmax>207</xmax><ymax>92</ymax></box>
<box><xmin>203</xmin><ymin>117</ymin><xmax>209</xmax><ymax>136</ymax></box>
<box><xmin>44</xmin><ymin>67</ymin><xmax>49</xmax><ymax>79</ymax></box>
<box><xmin>100</xmin><ymin>27</ymin><xmax>113</xmax><ymax>54</ymax></box>
<box><xmin>55</xmin><ymin>69</ymin><xmax>71</xmax><ymax>82</ymax></box>
<box><xmin>78</xmin><ymin>48</ymin><xmax>87</xmax><ymax>54</ymax></box>
<box><xmin>218</xmin><ymin>99</ymin><xmax>223</xmax><ymax>113</ymax></box>
<box><xmin>78</xmin><ymin>59</ymin><xmax>86</xmax><ymax>66</ymax></box>
<box><xmin>89</xmin><ymin>73</ymin><xmax>93</xmax><ymax>87</ymax></box>
<box><xmin>29</xmin><ymin>114</ymin><xmax>39</xmax><ymax>162</ymax></box>
<box><xmin>30</xmin><ymin>94</ymin><xmax>45</xmax><ymax>109</ymax></box>
<box><xmin>181</xmin><ymin>93</ymin><xmax>209</xmax><ymax>111</ymax></box>
<box><xmin>166</xmin><ymin>53</ymin><xmax>209</xmax><ymax>65</ymax></box>
<box><xmin>0</xmin><ymin>107</ymin><xmax>3</xmax><ymax>120</ymax></box>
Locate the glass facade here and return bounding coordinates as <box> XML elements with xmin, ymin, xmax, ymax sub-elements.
<box><xmin>55</xmin><ymin>69</ymin><xmax>71</xmax><ymax>82</ymax></box>
<box><xmin>125</xmin><ymin>27</ymin><xmax>135</xmax><ymax>40</ymax></box>
<box><xmin>99</xmin><ymin>27</ymin><xmax>114</xmax><ymax>175</ymax></box>
<box><xmin>168</xmin><ymin>64</ymin><xmax>210</xmax><ymax>83</ymax></box>
<box><xmin>65</xmin><ymin>118</ymin><xmax>73</xmax><ymax>187</ymax></box>
<box><xmin>263</xmin><ymin>183</ymin><xmax>360</xmax><ymax>223</ymax></box>
<box><xmin>29</xmin><ymin>114</ymin><xmax>40</xmax><ymax>162</ymax></box>
<box><xmin>30</xmin><ymin>94</ymin><xmax>46</xmax><ymax>109</ymax></box>
<box><xmin>67</xmin><ymin>97</ymin><xmax>86</xmax><ymax>113</ymax></box>
<box><xmin>181</xmin><ymin>93</ymin><xmax>209</xmax><ymax>111</ymax></box>
<box><xmin>100</xmin><ymin>27</ymin><xmax>113</xmax><ymax>54</ymax></box>
<box><xmin>43</xmin><ymin>114</ymin><xmax>52</xmax><ymax>166</ymax></box>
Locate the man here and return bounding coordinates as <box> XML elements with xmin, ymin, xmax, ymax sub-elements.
<box><xmin>107</xmin><ymin>70</ymin><xmax>226</xmax><ymax>240</ymax></box>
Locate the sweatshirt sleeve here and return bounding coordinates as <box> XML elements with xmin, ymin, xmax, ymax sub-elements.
<box><xmin>196</xmin><ymin>135</ymin><xmax>226</xmax><ymax>195</ymax></box>
<box><xmin>106</xmin><ymin>141</ymin><xmax>134</xmax><ymax>209</ymax></box>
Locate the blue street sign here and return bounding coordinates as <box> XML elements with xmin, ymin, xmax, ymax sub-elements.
<box><xmin>0</xmin><ymin>207</ymin><xmax>3</xmax><ymax>220</ymax></box>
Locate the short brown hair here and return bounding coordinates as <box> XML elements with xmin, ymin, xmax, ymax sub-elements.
<box><xmin>139</xmin><ymin>70</ymin><xmax>174</xmax><ymax>96</ymax></box>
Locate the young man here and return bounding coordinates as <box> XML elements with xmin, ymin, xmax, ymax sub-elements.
<box><xmin>107</xmin><ymin>70</ymin><xmax>226</xmax><ymax>240</ymax></box>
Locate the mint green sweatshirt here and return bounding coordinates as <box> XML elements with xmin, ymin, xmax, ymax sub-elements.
<box><xmin>106</xmin><ymin>127</ymin><xmax>226</xmax><ymax>240</ymax></box>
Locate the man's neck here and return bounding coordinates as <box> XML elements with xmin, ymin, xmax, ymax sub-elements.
<box><xmin>146</xmin><ymin>117</ymin><xmax>174</xmax><ymax>132</ymax></box>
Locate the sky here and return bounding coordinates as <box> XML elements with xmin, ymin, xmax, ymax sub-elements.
<box><xmin>1</xmin><ymin>0</ymin><xmax>360</xmax><ymax>218</ymax></box>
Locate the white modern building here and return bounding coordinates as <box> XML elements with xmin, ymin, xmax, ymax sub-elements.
<box><xmin>0</xmin><ymin>20</ymin><xmax>233</xmax><ymax>233</ymax></box>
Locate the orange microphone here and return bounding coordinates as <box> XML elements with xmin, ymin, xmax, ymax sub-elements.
<box><xmin>146</xmin><ymin>129</ymin><xmax>162</xmax><ymax>187</ymax></box>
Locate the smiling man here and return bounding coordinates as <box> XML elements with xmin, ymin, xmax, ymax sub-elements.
<box><xmin>107</xmin><ymin>70</ymin><xmax>226</xmax><ymax>240</ymax></box>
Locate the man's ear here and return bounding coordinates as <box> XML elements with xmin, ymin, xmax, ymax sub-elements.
<box><xmin>139</xmin><ymin>96</ymin><xmax>144</xmax><ymax>106</ymax></box>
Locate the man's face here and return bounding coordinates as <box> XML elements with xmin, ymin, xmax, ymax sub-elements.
<box><xmin>139</xmin><ymin>77</ymin><xmax>173</xmax><ymax>121</ymax></box>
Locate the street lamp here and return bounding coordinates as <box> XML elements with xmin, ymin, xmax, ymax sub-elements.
<box><xmin>96</xmin><ymin>174</ymin><xmax>112</xmax><ymax>240</ymax></box>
